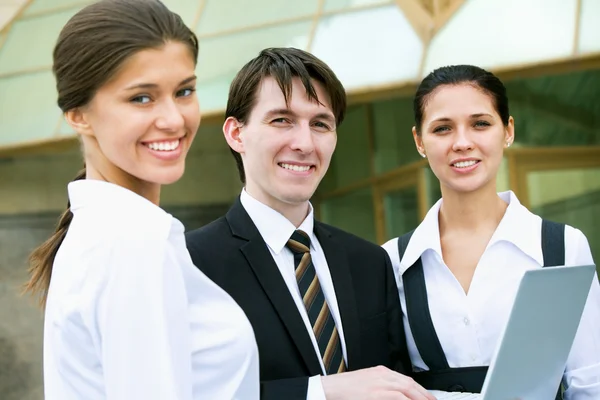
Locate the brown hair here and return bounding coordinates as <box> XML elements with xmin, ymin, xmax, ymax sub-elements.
<box><xmin>24</xmin><ymin>0</ymin><xmax>198</xmax><ymax>307</ymax></box>
<box><xmin>225</xmin><ymin>47</ymin><xmax>347</xmax><ymax>183</ymax></box>
<box><xmin>414</xmin><ymin>65</ymin><xmax>509</xmax><ymax>135</ymax></box>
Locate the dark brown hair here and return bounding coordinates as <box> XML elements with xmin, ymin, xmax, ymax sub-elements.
<box><xmin>24</xmin><ymin>0</ymin><xmax>198</xmax><ymax>307</ymax></box>
<box><xmin>225</xmin><ymin>47</ymin><xmax>347</xmax><ymax>183</ymax></box>
<box><xmin>414</xmin><ymin>65</ymin><xmax>509</xmax><ymax>135</ymax></box>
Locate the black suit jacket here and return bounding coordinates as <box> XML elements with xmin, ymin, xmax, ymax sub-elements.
<box><xmin>185</xmin><ymin>198</ymin><xmax>411</xmax><ymax>399</ymax></box>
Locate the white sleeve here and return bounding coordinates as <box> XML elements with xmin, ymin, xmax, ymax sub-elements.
<box><xmin>98</xmin><ymin>235</ymin><xmax>192</xmax><ymax>400</ymax></box>
<box><xmin>563</xmin><ymin>227</ymin><xmax>600</xmax><ymax>400</ymax></box>
<box><xmin>307</xmin><ymin>375</ymin><xmax>327</xmax><ymax>400</ymax></box>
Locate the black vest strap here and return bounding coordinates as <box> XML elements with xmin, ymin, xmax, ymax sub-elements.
<box><xmin>403</xmin><ymin>257</ymin><xmax>449</xmax><ymax>370</ymax></box>
<box><xmin>541</xmin><ymin>219</ymin><xmax>566</xmax><ymax>267</ymax></box>
<box><xmin>398</xmin><ymin>220</ymin><xmax>566</xmax><ymax>398</ymax></box>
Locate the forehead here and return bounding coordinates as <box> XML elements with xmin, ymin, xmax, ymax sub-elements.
<box><xmin>252</xmin><ymin>76</ymin><xmax>333</xmax><ymax>115</ymax></box>
<box><xmin>424</xmin><ymin>83</ymin><xmax>497</xmax><ymax>120</ymax></box>
<box><xmin>104</xmin><ymin>41</ymin><xmax>195</xmax><ymax>88</ymax></box>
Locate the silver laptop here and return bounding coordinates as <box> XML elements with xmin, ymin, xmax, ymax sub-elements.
<box><xmin>430</xmin><ymin>264</ymin><xmax>596</xmax><ymax>400</ymax></box>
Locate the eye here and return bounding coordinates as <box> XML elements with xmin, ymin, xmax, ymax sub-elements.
<box><xmin>131</xmin><ymin>95</ymin><xmax>151</xmax><ymax>104</ymax></box>
<box><xmin>474</xmin><ymin>120</ymin><xmax>491</xmax><ymax>128</ymax></box>
<box><xmin>271</xmin><ymin>117</ymin><xmax>291</xmax><ymax>124</ymax></box>
<box><xmin>177</xmin><ymin>87</ymin><xmax>196</xmax><ymax>97</ymax></box>
<box><xmin>432</xmin><ymin>125</ymin><xmax>450</xmax><ymax>134</ymax></box>
<box><xmin>313</xmin><ymin>121</ymin><xmax>332</xmax><ymax>131</ymax></box>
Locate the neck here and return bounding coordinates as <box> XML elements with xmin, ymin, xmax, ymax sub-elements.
<box><xmin>85</xmin><ymin>159</ymin><xmax>161</xmax><ymax>206</ymax></box>
<box><xmin>244</xmin><ymin>188</ymin><xmax>310</xmax><ymax>228</ymax></box>
<box><xmin>438</xmin><ymin>181</ymin><xmax>506</xmax><ymax>234</ymax></box>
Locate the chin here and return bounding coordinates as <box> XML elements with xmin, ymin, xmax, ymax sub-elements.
<box><xmin>447</xmin><ymin>179</ymin><xmax>491</xmax><ymax>194</ymax></box>
<box><xmin>147</xmin><ymin>165</ymin><xmax>186</xmax><ymax>186</ymax></box>
<box><xmin>279</xmin><ymin>189</ymin><xmax>315</xmax><ymax>205</ymax></box>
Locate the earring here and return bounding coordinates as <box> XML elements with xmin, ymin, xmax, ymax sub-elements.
<box><xmin>420</xmin><ymin>152</ymin><xmax>427</xmax><ymax>158</ymax></box>
<box><xmin>506</xmin><ymin>141</ymin><xmax>511</xmax><ymax>148</ymax></box>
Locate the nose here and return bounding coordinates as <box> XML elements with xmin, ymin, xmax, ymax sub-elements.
<box><xmin>290</xmin><ymin>123</ymin><xmax>315</xmax><ymax>154</ymax></box>
<box><xmin>452</xmin><ymin>126</ymin><xmax>475</xmax><ymax>152</ymax></box>
<box><xmin>155</xmin><ymin>99</ymin><xmax>185</xmax><ymax>132</ymax></box>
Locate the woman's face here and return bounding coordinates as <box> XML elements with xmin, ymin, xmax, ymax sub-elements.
<box><xmin>67</xmin><ymin>41</ymin><xmax>200</xmax><ymax>195</ymax></box>
<box><xmin>413</xmin><ymin>83</ymin><xmax>514</xmax><ymax>195</ymax></box>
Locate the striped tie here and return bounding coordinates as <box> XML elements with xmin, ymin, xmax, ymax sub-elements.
<box><xmin>286</xmin><ymin>230</ymin><xmax>346</xmax><ymax>375</ymax></box>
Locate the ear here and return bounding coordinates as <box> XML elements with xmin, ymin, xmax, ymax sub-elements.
<box><xmin>223</xmin><ymin>116</ymin><xmax>244</xmax><ymax>154</ymax></box>
<box><xmin>412</xmin><ymin>126</ymin><xmax>426</xmax><ymax>158</ymax></box>
<box><xmin>504</xmin><ymin>116</ymin><xmax>515</xmax><ymax>148</ymax></box>
<box><xmin>64</xmin><ymin>108</ymin><xmax>94</xmax><ymax>138</ymax></box>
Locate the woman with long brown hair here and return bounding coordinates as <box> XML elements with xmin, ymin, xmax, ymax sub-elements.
<box><xmin>24</xmin><ymin>1</ymin><xmax>259</xmax><ymax>398</ymax></box>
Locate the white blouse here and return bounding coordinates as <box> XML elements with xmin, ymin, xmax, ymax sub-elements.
<box><xmin>43</xmin><ymin>180</ymin><xmax>259</xmax><ymax>400</ymax></box>
<box><xmin>382</xmin><ymin>191</ymin><xmax>600</xmax><ymax>400</ymax></box>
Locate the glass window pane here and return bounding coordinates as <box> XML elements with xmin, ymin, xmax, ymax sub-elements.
<box><xmin>372</xmin><ymin>96</ymin><xmax>420</xmax><ymax>173</ymax></box>
<box><xmin>425</xmin><ymin>0</ymin><xmax>577</xmax><ymax>74</ymax></box>
<box><xmin>320</xmin><ymin>187</ymin><xmax>376</xmax><ymax>243</ymax></box>
<box><xmin>23</xmin><ymin>0</ymin><xmax>93</xmax><ymax>16</ymax></box>
<box><xmin>323</xmin><ymin>0</ymin><xmax>392</xmax><ymax>13</ymax></box>
<box><xmin>505</xmin><ymin>70</ymin><xmax>600</xmax><ymax>147</ymax></box>
<box><xmin>161</xmin><ymin>0</ymin><xmax>204</xmax><ymax>28</ymax></box>
<box><xmin>527</xmin><ymin>167</ymin><xmax>600</xmax><ymax>272</ymax></box>
<box><xmin>196</xmin><ymin>0</ymin><xmax>318</xmax><ymax>35</ymax></box>
<box><xmin>0</xmin><ymin>71</ymin><xmax>60</xmax><ymax>146</ymax></box>
<box><xmin>384</xmin><ymin>185</ymin><xmax>419</xmax><ymax>240</ymax></box>
<box><xmin>321</xmin><ymin>105</ymin><xmax>371</xmax><ymax>190</ymax></box>
<box><xmin>311</xmin><ymin>5</ymin><xmax>422</xmax><ymax>90</ymax></box>
<box><xmin>579</xmin><ymin>0</ymin><xmax>600</xmax><ymax>55</ymax></box>
<box><xmin>0</xmin><ymin>8</ymin><xmax>79</xmax><ymax>75</ymax></box>
<box><xmin>195</xmin><ymin>21</ymin><xmax>312</xmax><ymax>113</ymax></box>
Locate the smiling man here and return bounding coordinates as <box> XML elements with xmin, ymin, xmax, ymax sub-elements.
<box><xmin>185</xmin><ymin>48</ymin><xmax>434</xmax><ymax>400</ymax></box>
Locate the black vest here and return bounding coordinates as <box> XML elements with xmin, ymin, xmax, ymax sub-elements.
<box><xmin>397</xmin><ymin>219</ymin><xmax>565</xmax><ymax>399</ymax></box>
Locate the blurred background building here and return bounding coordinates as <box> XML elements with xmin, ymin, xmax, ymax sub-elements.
<box><xmin>0</xmin><ymin>0</ymin><xmax>599</xmax><ymax>398</ymax></box>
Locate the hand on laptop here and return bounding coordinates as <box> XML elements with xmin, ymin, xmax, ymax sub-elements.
<box><xmin>321</xmin><ymin>365</ymin><xmax>436</xmax><ymax>400</ymax></box>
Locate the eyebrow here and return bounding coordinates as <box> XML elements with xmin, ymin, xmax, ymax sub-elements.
<box><xmin>124</xmin><ymin>75</ymin><xmax>197</xmax><ymax>91</ymax></box>
<box><xmin>430</xmin><ymin>113</ymin><xmax>494</xmax><ymax>124</ymax></box>
<box><xmin>264</xmin><ymin>108</ymin><xmax>336</xmax><ymax>124</ymax></box>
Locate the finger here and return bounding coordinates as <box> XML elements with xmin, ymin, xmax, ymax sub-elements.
<box><xmin>412</xmin><ymin>382</ymin><xmax>436</xmax><ymax>400</ymax></box>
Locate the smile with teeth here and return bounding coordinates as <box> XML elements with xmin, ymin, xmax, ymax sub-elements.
<box><xmin>144</xmin><ymin>139</ymin><xmax>181</xmax><ymax>152</ymax></box>
<box><xmin>453</xmin><ymin>160</ymin><xmax>478</xmax><ymax>168</ymax></box>
<box><xmin>279</xmin><ymin>163</ymin><xmax>312</xmax><ymax>172</ymax></box>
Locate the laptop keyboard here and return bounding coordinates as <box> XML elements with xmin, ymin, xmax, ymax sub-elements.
<box><xmin>429</xmin><ymin>390</ymin><xmax>482</xmax><ymax>399</ymax></box>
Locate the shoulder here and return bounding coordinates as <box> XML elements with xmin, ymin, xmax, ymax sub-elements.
<box><xmin>185</xmin><ymin>216</ymin><xmax>229</xmax><ymax>246</ymax></box>
<box><xmin>563</xmin><ymin>224</ymin><xmax>595</xmax><ymax>265</ymax></box>
<box><xmin>317</xmin><ymin>222</ymin><xmax>389</xmax><ymax>259</ymax></box>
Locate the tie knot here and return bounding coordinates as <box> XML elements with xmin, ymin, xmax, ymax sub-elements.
<box><xmin>287</xmin><ymin>230</ymin><xmax>311</xmax><ymax>254</ymax></box>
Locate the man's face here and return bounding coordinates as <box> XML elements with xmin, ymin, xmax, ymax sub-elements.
<box><xmin>226</xmin><ymin>76</ymin><xmax>337</xmax><ymax>211</ymax></box>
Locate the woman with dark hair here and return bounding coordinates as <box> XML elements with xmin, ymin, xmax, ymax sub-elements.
<box><xmin>383</xmin><ymin>65</ymin><xmax>600</xmax><ymax>399</ymax></box>
<box><xmin>23</xmin><ymin>1</ymin><xmax>259</xmax><ymax>398</ymax></box>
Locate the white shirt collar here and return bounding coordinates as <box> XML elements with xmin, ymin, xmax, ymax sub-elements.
<box><xmin>401</xmin><ymin>191</ymin><xmax>543</xmax><ymax>274</ymax></box>
<box><xmin>240</xmin><ymin>189</ymin><xmax>315</xmax><ymax>255</ymax></box>
<box><xmin>68</xmin><ymin>179</ymin><xmax>168</xmax><ymax>220</ymax></box>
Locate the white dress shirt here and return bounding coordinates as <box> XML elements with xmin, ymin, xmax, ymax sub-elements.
<box><xmin>240</xmin><ymin>189</ymin><xmax>348</xmax><ymax>400</ymax></box>
<box><xmin>382</xmin><ymin>191</ymin><xmax>600</xmax><ymax>400</ymax></box>
<box><xmin>44</xmin><ymin>180</ymin><xmax>260</xmax><ymax>400</ymax></box>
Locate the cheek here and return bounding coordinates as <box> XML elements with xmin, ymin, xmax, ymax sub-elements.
<box><xmin>183</xmin><ymin>103</ymin><xmax>201</xmax><ymax>132</ymax></box>
<box><xmin>316</xmin><ymin>134</ymin><xmax>337</xmax><ymax>164</ymax></box>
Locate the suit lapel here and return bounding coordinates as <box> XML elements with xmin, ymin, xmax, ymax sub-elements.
<box><xmin>314</xmin><ymin>222</ymin><xmax>362</xmax><ymax>370</ymax></box>
<box><xmin>226</xmin><ymin>198</ymin><xmax>322</xmax><ymax>375</ymax></box>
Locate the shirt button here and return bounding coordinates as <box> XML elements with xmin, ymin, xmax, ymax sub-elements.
<box><xmin>464</xmin><ymin>317</ymin><xmax>470</xmax><ymax>326</ymax></box>
<box><xmin>471</xmin><ymin>354</ymin><xmax>477</xmax><ymax>361</ymax></box>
